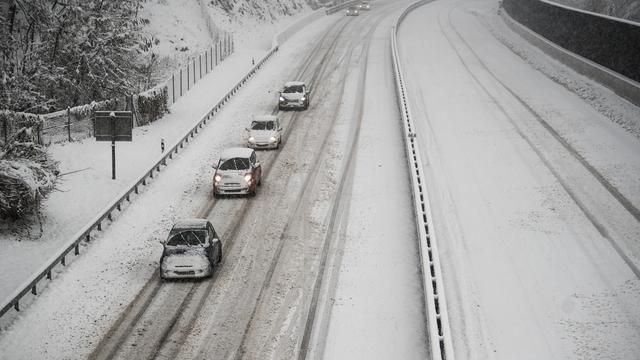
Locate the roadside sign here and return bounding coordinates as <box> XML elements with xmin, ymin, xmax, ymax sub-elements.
<box><xmin>94</xmin><ymin>111</ymin><xmax>133</xmax><ymax>141</ymax></box>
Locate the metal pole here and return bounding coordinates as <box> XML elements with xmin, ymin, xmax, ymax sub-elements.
<box><xmin>67</xmin><ymin>107</ymin><xmax>72</xmax><ymax>142</ymax></box>
<box><xmin>172</xmin><ymin>74</ymin><xmax>175</xmax><ymax>103</ymax></box>
<box><xmin>112</xmin><ymin>140</ymin><xmax>116</xmax><ymax>180</ymax></box>
<box><xmin>110</xmin><ymin>113</ymin><xmax>116</xmax><ymax>180</ymax></box>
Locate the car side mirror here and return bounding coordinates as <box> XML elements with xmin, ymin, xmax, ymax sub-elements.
<box><xmin>278</xmin><ymin>127</ymin><xmax>283</xmax><ymax>131</ymax></box>
<box><xmin>212</xmin><ymin>163</ymin><xmax>218</xmax><ymax>169</ymax></box>
<box><xmin>159</xmin><ymin>238</ymin><xmax>166</xmax><ymax>245</ymax></box>
<box><xmin>245</xmin><ymin>127</ymin><xmax>249</xmax><ymax>131</ymax></box>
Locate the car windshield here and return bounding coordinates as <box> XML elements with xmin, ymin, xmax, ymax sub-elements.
<box><xmin>166</xmin><ymin>230</ymin><xmax>206</xmax><ymax>246</ymax></box>
<box><xmin>283</xmin><ymin>85</ymin><xmax>304</xmax><ymax>93</ymax></box>
<box><xmin>251</xmin><ymin>121</ymin><xmax>275</xmax><ymax>130</ymax></box>
<box><xmin>349</xmin><ymin>7</ymin><xmax>357</xmax><ymax>10</ymax></box>
<box><xmin>219</xmin><ymin>157</ymin><xmax>250</xmax><ymax>170</ymax></box>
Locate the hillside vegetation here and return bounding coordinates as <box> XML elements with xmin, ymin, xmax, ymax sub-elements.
<box><xmin>0</xmin><ymin>0</ymin><xmax>315</xmax><ymax>114</ymax></box>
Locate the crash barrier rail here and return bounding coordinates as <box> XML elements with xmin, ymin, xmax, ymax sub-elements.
<box><xmin>391</xmin><ymin>1</ymin><xmax>455</xmax><ymax>359</ymax></box>
<box><xmin>500</xmin><ymin>5</ymin><xmax>640</xmax><ymax>107</ymax></box>
<box><xmin>325</xmin><ymin>0</ymin><xmax>361</xmax><ymax>15</ymax></box>
<box><xmin>0</xmin><ymin>44</ymin><xmax>278</xmax><ymax>322</ymax></box>
<box><xmin>502</xmin><ymin>0</ymin><xmax>640</xmax><ymax>103</ymax></box>
<box><xmin>37</xmin><ymin>33</ymin><xmax>234</xmax><ymax>145</ymax></box>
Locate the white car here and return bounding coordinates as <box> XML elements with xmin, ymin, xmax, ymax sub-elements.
<box><xmin>160</xmin><ymin>219</ymin><xmax>222</xmax><ymax>279</ymax></box>
<box><xmin>246</xmin><ymin>115</ymin><xmax>282</xmax><ymax>150</ymax></box>
<box><xmin>279</xmin><ymin>81</ymin><xmax>310</xmax><ymax>110</ymax></box>
<box><xmin>213</xmin><ymin>147</ymin><xmax>262</xmax><ymax>197</ymax></box>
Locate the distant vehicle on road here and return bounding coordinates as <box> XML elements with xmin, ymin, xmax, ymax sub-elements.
<box><xmin>346</xmin><ymin>6</ymin><xmax>360</xmax><ymax>16</ymax></box>
<box><xmin>358</xmin><ymin>1</ymin><xmax>371</xmax><ymax>10</ymax></box>
<box><xmin>213</xmin><ymin>147</ymin><xmax>262</xmax><ymax>197</ymax></box>
<box><xmin>279</xmin><ymin>81</ymin><xmax>310</xmax><ymax>110</ymax></box>
<box><xmin>246</xmin><ymin>115</ymin><xmax>282</xmax><ymax>150</ymax></box>
<box><xmin>160</xmin><ymin>219</ymin><xmax>222</xmax><ymax>279</ymax></box>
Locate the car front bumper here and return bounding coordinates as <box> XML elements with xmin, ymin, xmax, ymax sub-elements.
<box><xmin>214</xmin><ymin>183</ymin><xmax>252</xmax><ymax>195</ymax></box>
<box><xmin>248</xmin><ymin>141</ymin><xmax>278</xmax><ymax>149</ymax></box>
<box><xmin>162</xmin><ymin>266</ymin><xmax>211</xmax><ymax>279</ymax></box>
<box><xmin>279</xmin><ymin>100</ymin><xmax>306</xmax><ymax>109</ymax></box>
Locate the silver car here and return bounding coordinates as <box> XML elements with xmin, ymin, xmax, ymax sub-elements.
<box><xmin>246</xmin><ymin>115</ymin><xmax>282</xmax><ymax>150</ymax></box>
<box><xmin>346</xmin><ymin>6</ymin><xmax>360</xmax><ymax>16</ymax></box>
<box><xmin>160</xmin><ymin>219</ymin><xmax>222</xmax><ymax>279</ymax></box>
<box><xmin>213</xmin><ymin>147</ymin><xmax>263</xmax><ymax>197</ymax></box>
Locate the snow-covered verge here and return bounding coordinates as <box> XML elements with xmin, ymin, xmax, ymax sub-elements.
<box><xmin>0</xmin><ymin>10</ymin><xmax>328</xmax><ymax>302</ymax></box>
<box><xmin>0</xmin><ymin>16</ymin><xmax>336</xmax><ymax>360</ymax></box>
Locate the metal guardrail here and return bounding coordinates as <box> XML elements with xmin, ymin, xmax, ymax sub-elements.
<box><xmin>0</xmin><ymin>45</ymin><xmax>279</xmax><ymax>321</ymax></box>
<box><xmin>390</xmin><ymin>1</ymin><xmax>455</xmax><ymax>359</ymax></box>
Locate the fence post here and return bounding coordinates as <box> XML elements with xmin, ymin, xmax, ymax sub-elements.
<box><xmin>172</xmin><ymin>74</ymin><xmax>176</xmax><ymax>104</ymax></box>
<box><xmin>66</xmin><ymin>107</ymin><xmax>72</xmax><ymax>142</ymax></box>
<box><xmin>180</xmin><ymin>68</ymin><xmax>183</xmax><ymax>97</ymax></box>
<box><xmin>204</xmin><ymin>52</ymin><xmax>208</xmax><ymax>74</ymax></box>
<box><xmin>199</xmin><ymin>55</ymin><xmax>202</xmax><ymax>80</ymax></box>
<box><xmin>187</xmin><ymin>65</ymin><xmax>190</xmax><ymax>91</ymax></box>
<box><xmin>193</xmin><ymin>59</ymin><xmax>196</xmax><ymax>84</ymax></box>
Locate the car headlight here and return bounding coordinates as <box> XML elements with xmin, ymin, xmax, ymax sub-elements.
<box><xmin>248</xmin><ymin>136</ymin><xmax>255</xmax><ymax>143</ymax></box>
<box><xmin>269</xmin><ymin>136</ymin><xmax>277</xmax><ymax>143</ymax></box>
<box><xmin>244</xmin><ymin>174</ymin><xmax>252</xmax><ymax>183</ymax></box>
<box><xmin>301</xmin><ymin>96</ymin><xmax>306</xmax><ymax>101</ymax></box>
<box><xmin>214</xmin><ymin>174</ymin><xmax>222</xmax><ymax>182</ymax></box>
<box><xmin>279</xmin><ymin>96</ymin><xmax>285</xmax><ymax>102</ymax></box>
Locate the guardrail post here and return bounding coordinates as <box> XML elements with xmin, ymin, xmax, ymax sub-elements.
<box><xmin>31</xmin><ymin>285</ymin><xmax>37</xmax><ymax>295</ymax></box>
<box><xmin>172</xmin><ymin>74</ymin><xmax>176</xmax><ymax>104</ymax></box>
<box><xmin>187</xmin><ymin>66</ymin><xmax>190</xmax><ymax>91</ymax></box>
<box><xmin>74</xmin><ymin>244</ymin><xmax>79</xmax><ymax>255</ymax></box>
<box><xmin>180</xmin><ymin>68</ymin><xmax>183</xmax><ymax>97</ymax></box>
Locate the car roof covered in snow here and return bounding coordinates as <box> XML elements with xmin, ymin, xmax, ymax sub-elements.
<box><xmin>172</xmin><ymin>218</ymin><xmax>209</xmax><ymax>230</ymax></box>
<box><xmin>284</xmin><ymin>81</ymin><xmax>305</xmax><ymax>88</ymax></box>
<box><xmin>220</xmin><ymin>147</ymin><xmax>254</xmax><ymax>160</ymax></box>
<box><xmin>252</xmin><ymin>115</ymin><xmax>277</xmax><ymax>122</ymax></box>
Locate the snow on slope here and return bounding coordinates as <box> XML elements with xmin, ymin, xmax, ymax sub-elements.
<box><xmin>141</xmin><ymin>0</ymin><xmax>315</xmax><ymax>83</ymax></box>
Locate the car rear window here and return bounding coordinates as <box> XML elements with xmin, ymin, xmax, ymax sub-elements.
<box><xmin>166</xmin><ymin>230</ymin><xmax>207</xmax><ymax>246</ymax></box>
<box><xmin>219</xmin><ymin>157</ymin><xmax>250</xmax><ymax>170</ymax></box>
<box><xmin>251</xmin><ymin>121</ymin><xmax>275</xmax><ymax>130</ymax></box>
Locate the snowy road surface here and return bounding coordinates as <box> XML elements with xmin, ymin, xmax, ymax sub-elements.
<box><xmin>2</xmin><ymin>0</ymin><xmax>640</xmax><ymax>359</ymax></box>
<box><xmin>399</xmin><ymin>0</ymin><xmax>640</xmax><ymax>359</ymax></box>
<box><xmin>0</xmin><ymin>1</ymin><xmax>430</xmax><ymax>359</ymax></box>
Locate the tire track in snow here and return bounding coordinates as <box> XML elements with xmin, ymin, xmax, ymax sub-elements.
<box><xmin>436</xmin><ymin>5</ymin><xmax>640</xmax><ymax>279</ymax></box>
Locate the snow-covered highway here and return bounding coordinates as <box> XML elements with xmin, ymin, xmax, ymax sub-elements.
<box><xmin>0</xmin><ymin>1</ymin><xmax>430</xmax><ymax>359</ymax></box>
<box><xmin>399</xmin><ymin>0</ymin><xmax>640</xmax><ymax>358</ymax></box>
<box><xmin>1</xmin><ymin>0</ymin><xmax>640</xmax><ymax>359</ymax></box>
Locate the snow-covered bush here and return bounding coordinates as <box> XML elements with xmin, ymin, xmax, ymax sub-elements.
<box><xmin>0</xmin><ymin>128</ymin><xmax>59</xmax><ymax>220</ymax></box>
